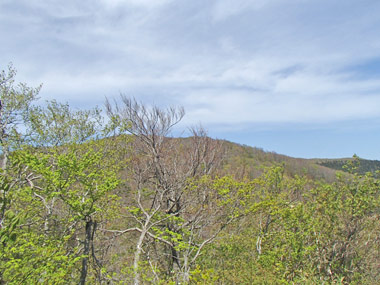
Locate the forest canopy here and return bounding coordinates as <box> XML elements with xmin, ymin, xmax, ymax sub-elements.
<box><xmin>0</xmin><ymin>65</ymin><xmax>379</xmax><ymax>284</ymax></box>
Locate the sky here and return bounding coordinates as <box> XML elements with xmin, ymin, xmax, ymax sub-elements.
<box><xmin>1</xmin><ymin>0</ymin><xmax>380</xmax><ymax>159</ymax></box>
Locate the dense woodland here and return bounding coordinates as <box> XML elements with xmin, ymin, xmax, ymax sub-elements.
<box><xmin>1</xmin><ymin>65</ymin><xmax>380</xmax><ymax>284</ymax></box>
<box><xmin>316</xmin><ymin>158</ymin><xmax>380</xmax><ymax>176</ymax></box>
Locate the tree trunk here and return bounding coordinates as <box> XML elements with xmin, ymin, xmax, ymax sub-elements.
<box><xmin>1</xmin><ymin>148</ymin><xmax>8</xmax><ymax>172</ymax></box>
<box><xmin>134</xmin><ymin>229</ymin><xmax>147</xmax><ymax>285</ymax></box>
<box><xmin>182</xmin><ymin>255</ymin><xmax>190</xmax><ymax>284</ymax></box>
<box><xmin>80</xmin><ymin>219</ymin><xmax>93</xmax><ymax>285</ymax></box>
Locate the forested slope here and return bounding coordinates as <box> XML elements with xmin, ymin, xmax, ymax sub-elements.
<box><xmin>218</xmin><ymin>141</ymin><xmax>339</xmax><ymax>182</ymax></box>
<box><xmin>1</xmin><ymin>66</ymin><xmax>379</xmax><ymax>284</ymax></box>
<box><xmin>315</xmin><ymin>157</ymin><xmax>380</xmax><ymax>175</ymax></box>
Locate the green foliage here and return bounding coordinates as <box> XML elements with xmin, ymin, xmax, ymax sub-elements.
<box><xmin>317</xmin><ymin>154</ymin><xmax>380</xmax><ymax>176</ymax></box>
<box><xmin>28</xmin><ymin>100</ymin><xmax>103</xmax><ymax>146</ymax></box>
<box><xmin>8</xmin><ymin>138</ymin><xmax>123</xmax><ymax>283</ymax></box>
<box><xmin>196</xmin><ymin>165</ymin><xmax>380</xmax><ymax>284</ymax></box>
<box><xmin>1</xmin><ymin>65</ymin><xmax>379</xmax><ymax>284</ymax></box>
<box><xmin>0</xmin><ymin>231</ymin><xmax>80</xmax><ymax>284</ymax></box>
<box><xmin>15</xmin><ymin>141</ymin><xmax>120</xmax><ymax>217</ymax></box>
<box><xmin>0</xmin><ymin>75</ymin><xmax>126</xmax><ymax>283</ymax></box>
<box><xmin>0</xmin><ymin>63</ymin><xmax>41</xmax><ymax>151</ymax></box>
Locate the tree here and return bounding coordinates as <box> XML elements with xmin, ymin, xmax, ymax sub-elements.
<box><xmin>0</xmin><ymin>63</ymin><xmax>40</xmax><ymax>230</ymax></box>
<box><xmin>196</xmin><ymin>162</ymin><xmax>380</xmax><ymax>284</ymax></box>
<box><xmin>13</xmin><ymin>140</ymin><xmax>121</xmax><ymax>284</ymax></box>
<box><xmin>105</xmin><ymin>96</ymin><xmax>237</xmax><ymax>283</ymax></box>
<box><xmin>0</xmin><ymin>63</ymin><xmax>41</xmax><ymax>169</ymax></box>
<box><xmin>0</xmin><ymin>64</ymin><xmax>41</xmax><ymax>283</ymax></box>
<box><xmin>1</xmin><ymin>99</ymin><xmax>125</xmax><ymax>283</ymax></box>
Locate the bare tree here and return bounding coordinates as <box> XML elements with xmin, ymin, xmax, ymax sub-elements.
<box><xmin>105</xmin><ymin>96</ymin><xmax>236</xmax><ymax>284</ymax></box>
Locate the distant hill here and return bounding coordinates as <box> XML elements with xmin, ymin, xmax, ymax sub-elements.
<box><xmin>216</xmin><ymin>140</ymin><xmax>379</xmax><ymax>182</ymax></box>
<box><xmin>313</xmin><ymin>157</ymin><xmax>380</xmax><ymax>175</ymax></box>
<box><xmin>216</xmin><ymin>140</ymin><xmax>337</xmax><ymax>182</ymax></box>
<box><xmin>3</xmin><ymin>136</ymin><xmax>377</xmax><ymax>182</ymax></box>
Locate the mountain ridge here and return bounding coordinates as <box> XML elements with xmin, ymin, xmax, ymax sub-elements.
<box><xmin>207</xmin><ymin>138</ymin><xmax>380</xmax><ymax>181</ymax></box>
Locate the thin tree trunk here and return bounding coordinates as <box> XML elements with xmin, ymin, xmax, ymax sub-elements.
<box><xmin>80</xmin><ymin>219</ymin><xmax>93</xmax><ymax>285</ymax></box>
<box><xmin>134</xmin><ymin>229</ymin><xmax>147</xmax><ymax>285</ymax></box>
<box><xmin>1</xmin><ymin>149</ymin><xmax>7</xmax><ymax>172</ymax></box>
<box><xmin>182</xmin><ymin>255</ymin><xmax>190</xmax><ymax>284</ymax></box>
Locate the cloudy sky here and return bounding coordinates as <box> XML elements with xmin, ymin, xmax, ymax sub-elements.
<box><xmin>2</xmin><ymin>0</ymin><xmax>380</xmax><ymax>159</ymax></box>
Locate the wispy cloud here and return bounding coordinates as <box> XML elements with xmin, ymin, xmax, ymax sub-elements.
<box><xmin>1</xmin><ymin>0</ymin><xmax>380</xmax><ymax>128</ymax></box>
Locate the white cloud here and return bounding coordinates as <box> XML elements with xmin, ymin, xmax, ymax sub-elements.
<box><xmin>212</xmin><ymin>0</ymin><xmax>285</xmax><ymax>22</ymax></box>
<box><xmin>2</xmin><ymin>0</ymin><xmax>380</xmax><ymax>129</ymax></box>
<box><xmin>97</xmin><ymin>0</ymin><xmax>173</xmax><ymax>9</ymax></box>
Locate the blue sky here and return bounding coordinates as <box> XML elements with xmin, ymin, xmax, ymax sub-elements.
<box><xmin>2</xmin><ymin>0</ymin><xmax>380</xmax><ymax>159</ymax></box>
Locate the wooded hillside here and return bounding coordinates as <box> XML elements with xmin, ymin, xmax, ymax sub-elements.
<box><xmin>1</xmin><ymin>66</ymin><xmax>379</xmax><ymax>284</ymax></box>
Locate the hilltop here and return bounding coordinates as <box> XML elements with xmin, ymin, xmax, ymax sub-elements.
<box><xmin>210</xmin><ymin>139</ymin><xmax>376</xmax><ymax>182</ymax></box>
